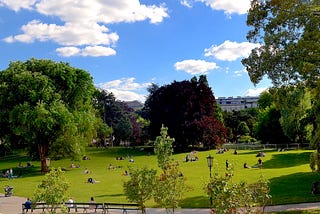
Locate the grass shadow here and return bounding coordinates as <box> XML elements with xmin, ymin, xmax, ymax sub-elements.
<box><xmin>263</xmin><ymin>152</ymin><xmax>312</xmax><ymax>169</ymax></box>
<box><xmin>89</xmin><ymin>147</ymin><xmax>154</xmax><ymax>158</ymax></box>
<box><xmin>269</xmin><ymin>171</ymin><xmax>320</xmax><ymax>205</ymax></box>
<box><xmin>96</xmin><ymin>193</ymin><xmax>124</xmax><ymax>198</ymax></box>
<box><xmin>0</xmin><ymin>165</ymin><xmax>42</xmax><ymax>179</ymax></box>
<box><xmin>237</xmin><ymin>150</ymin><xmax>277</xmax><ymax>155</ymax></box>
<box><xmin>180</xmin><ymin>196</ymin><xmax>208</xmax><ymax>208</ymax></box>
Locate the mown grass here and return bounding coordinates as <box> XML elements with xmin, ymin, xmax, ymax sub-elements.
<box><xmin>1</xmin><ymin>147</ymin><xmax>320</xmax><ymax>208</ymax></box>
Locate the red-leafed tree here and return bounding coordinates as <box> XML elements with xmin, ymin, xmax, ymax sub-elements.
<box><xmin>144</xmin><ymin>75</ymin><xmax>227</xmax><ymax>151</ymax></box>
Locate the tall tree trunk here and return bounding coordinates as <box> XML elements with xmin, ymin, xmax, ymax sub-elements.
<box><xmin>38</xmin><ymin>143</ymin><xmax>49</xmax><ymax>173</ymax></box>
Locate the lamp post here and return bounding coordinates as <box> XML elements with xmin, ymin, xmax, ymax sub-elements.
<box><xmin>206</xmin><ymin>155</ymin><xmax>214</xmax><ymax>207</ymax></box>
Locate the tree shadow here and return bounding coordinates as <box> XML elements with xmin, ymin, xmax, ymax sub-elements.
<box><xmin>237</xmin><ymin>150</ymin><xmax>276</xmax><ymax>155</ymax></box>
<box><xmin>0</xmin><ymin>165</ymin><xmax>42</xmax><ymax>179</ymax></box>
<box><xmin>91</xmin><ymin>147</ymin><xmax>154</xmax><ymax>158</ymax></box>
<box><xmin>269</xmin><ymin>171</ymin><xmax>320</xmax><ymax>205</ymax></box>
<box><xmin>96</xmin><ymin>193</ymin><xmax>124</xmax><ymax>198</ymax></box>
<box><xmin>263</xmin><ymin>152</ymin><xmax>312</xmax><ymax>169</ymax></box>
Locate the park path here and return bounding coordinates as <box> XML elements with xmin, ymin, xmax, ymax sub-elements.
<box><xmin>1</xmin><ymin>193</ymin><xmax>320</xmax><ymax>214</ymax></box>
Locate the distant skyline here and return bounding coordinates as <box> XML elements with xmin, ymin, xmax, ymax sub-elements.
<box><xmin>0</xmin><ymin>0</ymin><xmax>271</xmax><ymax>102</ymax></box>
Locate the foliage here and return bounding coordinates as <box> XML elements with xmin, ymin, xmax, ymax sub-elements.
<box><xmin>308</xmin><ymin>81</ymin><xmax>320</xmax><ymax>152</ymax></box>
<box><xmin>223</xmin><ymin>108</ymin><xmax>259</xmax><ymax>143</ymax></box>
<box><xmin>238</xmin><ymin>135</ymin><xmax>256</xmax><ymax>144</ymax></box>
<box><xmin>153</xmin><ymin>161</ymin><xmax>188</xmax><ymax>214</ymax></box>
<box><xmin>243</xmin><ymin>0</ymin><xmax>320</xmax><ymax>171</ymax></box>
<box><xmin>93</xmin><ymin>89</ymin><xmax>146</xmax><ymax>146</ymax></box>
<box><xmin>153</xmin><ymin>126</ymin><xmax>188</xmax><ymax>213</ymax></box>
<box><xmin>242</xmin><ymin>0</ymin><xmax>320</xmax><ymax>87</ymax></box>
<box><xmin>154</xmin><ymin>125</ymin><xmax>174</xmax><ymax>170</ymax></box>
<box><xmin>145</xmin><ymin>75</ymin><xmax>226</xmax><ymax>151</ymax></box>
<box><xmin>0</xmin><ymin>59</ymin><xmax>98</xmax><ymax>172</ymax></box>
<box><xmin>33</xmin><ymin>167</ymin><xmax>69</xmax><ymax>213</ymax></box>
<box><xmin>237</xmin><ymin>121</ymin><xmax>250</xmax><ymax>136</ymax></box>
<box><xmin>251</xmin><ymin>175</ymin><xmax>272</xmax><ymax>213</ymax></box>
<box><xmin>275</xmin><ymin>86</ymin><xmax>312</xmax><ymax>144</ymax></box>
<box><xmin>205</xmin><ymin>170</ymin><xmax>271</xmax><ymax>214</ymax></box>
<box><xmin>310</xmin><ymin>151</ymin><xmax>320</xmax><ymax>172</ymax></box>
<box><xmin>258</xmin><ymin>91</ymin><xmax>273</xmax><ymax>110</ymax></box>
<box><xmin>254</xmin><ymin>106</ymin><xmax>290</xmax><ymax>144</ymax></box>
<box><xmin>123</xmin><ymin>167</ymin><xmax>157</xmax><ymax>213</ymax></box>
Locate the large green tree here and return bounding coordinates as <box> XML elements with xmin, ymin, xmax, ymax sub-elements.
<box><xmin>145</xmin><ymin>75</ymin><xmax>226</xmax><ymax>151</ymax></box>
<box><xmin>0</xmin><ymin>59</ymin><xmax>99</xmax><ymax>172</ymax></box>
<box><xmin>242</xmin><ymin>0</ymin><xmax>320</xmax><ymax>87</ymax></box>
<box><xmin>243</xmin><ymin>0</ymin><xmax>320</xmax><ymax>168</ymax></box>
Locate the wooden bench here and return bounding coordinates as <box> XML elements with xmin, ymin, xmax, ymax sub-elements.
<box><xmin>22</xmin><ymin>202</ymin><xmax>47</xmax><ymax>213</ymax></box>
<box><xmin>104</xmin><ymin>202</ymin><xmax>141</xmax><ymax>214</ymax></box>
<box><xmin>22</xmin><ymin>202</ymin><xmax>140</xmax><ymax>213</ymax></box>
<box><xmin>69</xmin><ymin>202</ymin><xmax>105</xmax><ymax>213</ymax></box>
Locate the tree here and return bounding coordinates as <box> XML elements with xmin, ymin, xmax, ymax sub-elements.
<box><xmin>153</xmin><ymin>161</ymin><xmax>187</xmax><ymax>214</ymax></box>
<box><xmin>257</xmin><ymin>91</ymin><xmax>273</xmax><ymax>110</ymax></box>
<box><xmin>94</xmin><ymin>89</ymin><xmax>147</xmax><ymax>146</ymax></box>
<box><xmin>33</xmin><ymin>167</ymin><xmax>70</xmax><ymax>213</ymax></box>
<box><xmin>223</xmin><ymin>109</ymin><xmax>259</xmax><ymax>143</ymax></box>
<box><xmin>153</xmin><ymin>125</ymin><xmax>188</xmax><ymax>213</ymax></box>
<box><xmin>237</xmin><ymin>121</ymin><xmax>250</xmax><ymax>136</ymax></box>
<box><xmin>123</xmin><ymin>167</ymin><xmax>157</xmax><ymax>213</ymax></box>
<box><xmin>145</xmin><ymin>75</ymin><xmax>226</xmax><ymax>151</ymax></box>
<box><xmin>0</xmin><ymin>59</ymin><xmax>98</xmax><ymax>172</ymax></box>
<box><xmin>243</xmin><ymin>0</ymin><xmax>320</xmax><ymax>168</ymax></box>
<box><xmin>275</xmin><ymin>86</ymin><xmax>312</xmax><ymax>144</ymax></box>
<box><xmin>254</xmin><ymin>106</ymin><xmax>290</xmax><ymax>144</ymax></box>
<box><xmin>242</xmin><ymin>0</ymin><xmax>320</xmax><ymax>87</ymax></box>
<box><xmin>154</xmin><ymin>125</ymin><xmax>174</xmax><ymax>170</ymax></box>
<box><xmin>205</xmin><ymin>169</ymin><xmax>271</xmax><ymax>214</ymax></box>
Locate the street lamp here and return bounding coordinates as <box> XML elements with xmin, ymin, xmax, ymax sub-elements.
<box><xmin>206</xmin><ymin>155</ymin><xmax>213</xmax><ymax>178</ymax></box>
<box><xmin>206</xmin><ymin>155</ymin><xmax>214</xmax><ymax>207</ymax></box>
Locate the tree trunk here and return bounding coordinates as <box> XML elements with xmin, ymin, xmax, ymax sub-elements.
<box><xmin>38</xmin><ymin>143</ymin><xmax>49</xmax><ymax>173</ymax></box>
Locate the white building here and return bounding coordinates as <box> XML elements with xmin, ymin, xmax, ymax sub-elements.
<box><xmin>216</xmin><ymin>96</ymin><xmax>259</xmax><ymax>112</ymax></box>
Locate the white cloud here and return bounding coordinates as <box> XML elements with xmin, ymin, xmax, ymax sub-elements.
<box><xmin>81</xmin><ymin>46</ymin><xmax>116</xmax><ymax>57</ymax></box>
<box><xmin>106</xmin><ymin>89</ymin><xmax>147</xmax><ymax>103</ymax></box>
<box><xmin>0</xmin><ymin>0</ymin><xmax>36</xmax><ymax>11</ymax></box>
<box><xmin>174</xmin><ymin>59</ymin><xmax>219</xmax><ymax>75</ymax></box>
<box><xmin>96</xmin><ymin>78</ymin><xmax>151</xmax><ymax>102</ymax></box>
<box><xmin>199</xmin><ymin>0</ymin><xmax>250</xmax><ymax>15</ymax></box>
<box><xmin>181</xmin><ymin>0</ymin><xmax>250</xmax><ymax>15</ymax></box>
<box><xmin>180</xmin><ymin>0</ymin><xmax>193</xmax><ymax>8</ymax></box>
<box><xmin>35</xmin><ymin>0</ymin><xmax>168</xmax><ymax>24</ymax></box>
<box><xmin>244</xmin><ymin>87</ymin><xmax>267</xmax><ymax>97</ymax></box>
<box><xmin>56</xmin><ymin>46</ymin><xmax>116</xmax><ymax>57</ymax></box>
<box><xmin>2</xmin><ymin>0</ymin><xmax>169</xmax><ymax>57</ymax></box>
<box><xmin>233</xmin><ymin>68</ymin><xmax>247</xmax><ymax>77</ymax></box>
<box><xmin>204</xmin><ymin>40</ymin><xmax>260</xmax><ymax>61</ymax></box>
<box><xmin>56</xmin><ymin>47</ymin><xmax>81</xmax><ymax>57</ymax></box>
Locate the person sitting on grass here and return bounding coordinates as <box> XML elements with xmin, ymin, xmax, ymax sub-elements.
<box><xmin>243</xmin><ymin>163</ymin><xmax>250</xmax><ymax>168</ymax></box>
<box><xmin>83</xmin><ymin>168</ymin><xmax>91</xmax><ymax>174</ymax></box>
<box><xmin>87</xmin><ymin>177</ymin><xmax>96</xmax><ymax>184</ymax></box>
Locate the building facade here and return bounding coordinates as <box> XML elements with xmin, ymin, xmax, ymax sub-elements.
<box><xmin>216</xmin><ymin>96</ymin><xmax>259</xmax><ymax>112</ymax></box>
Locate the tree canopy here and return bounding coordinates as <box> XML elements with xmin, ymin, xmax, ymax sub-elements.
<box><xmin>144</xmin><ymin>75</ymin><xmax>227</xmax><ymax>151</ymax></box>
<box><xmin>0</xmin><ymin>59</ymin><xmax>99</xmax><ymax>172</ymax></box>
<box><xmin>93</xmin><ymin>89</ymin><xmax>147</xmax><ymax>146</ymax></box>
<box><xmin>242</xmin><ymin>0</ymin><xmax>320</xmax><ymax>87</ymax></box>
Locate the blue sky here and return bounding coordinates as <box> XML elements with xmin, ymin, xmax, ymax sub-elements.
<box><xmin>0</xmin><ymin>0</ymin><xmax>271</xmax><ymax>103</ymax></box>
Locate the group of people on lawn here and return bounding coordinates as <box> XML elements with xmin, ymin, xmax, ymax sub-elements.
<box><xmin>217</xmin><ymin>149</ymin><xmax>265</xmax><ymax>170</ymax></box>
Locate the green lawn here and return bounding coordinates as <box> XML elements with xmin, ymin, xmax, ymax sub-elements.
<box><xmin>1</xmin><ymin>147</ymin><xmax>320</xmax><ymax>208</ymax></box>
